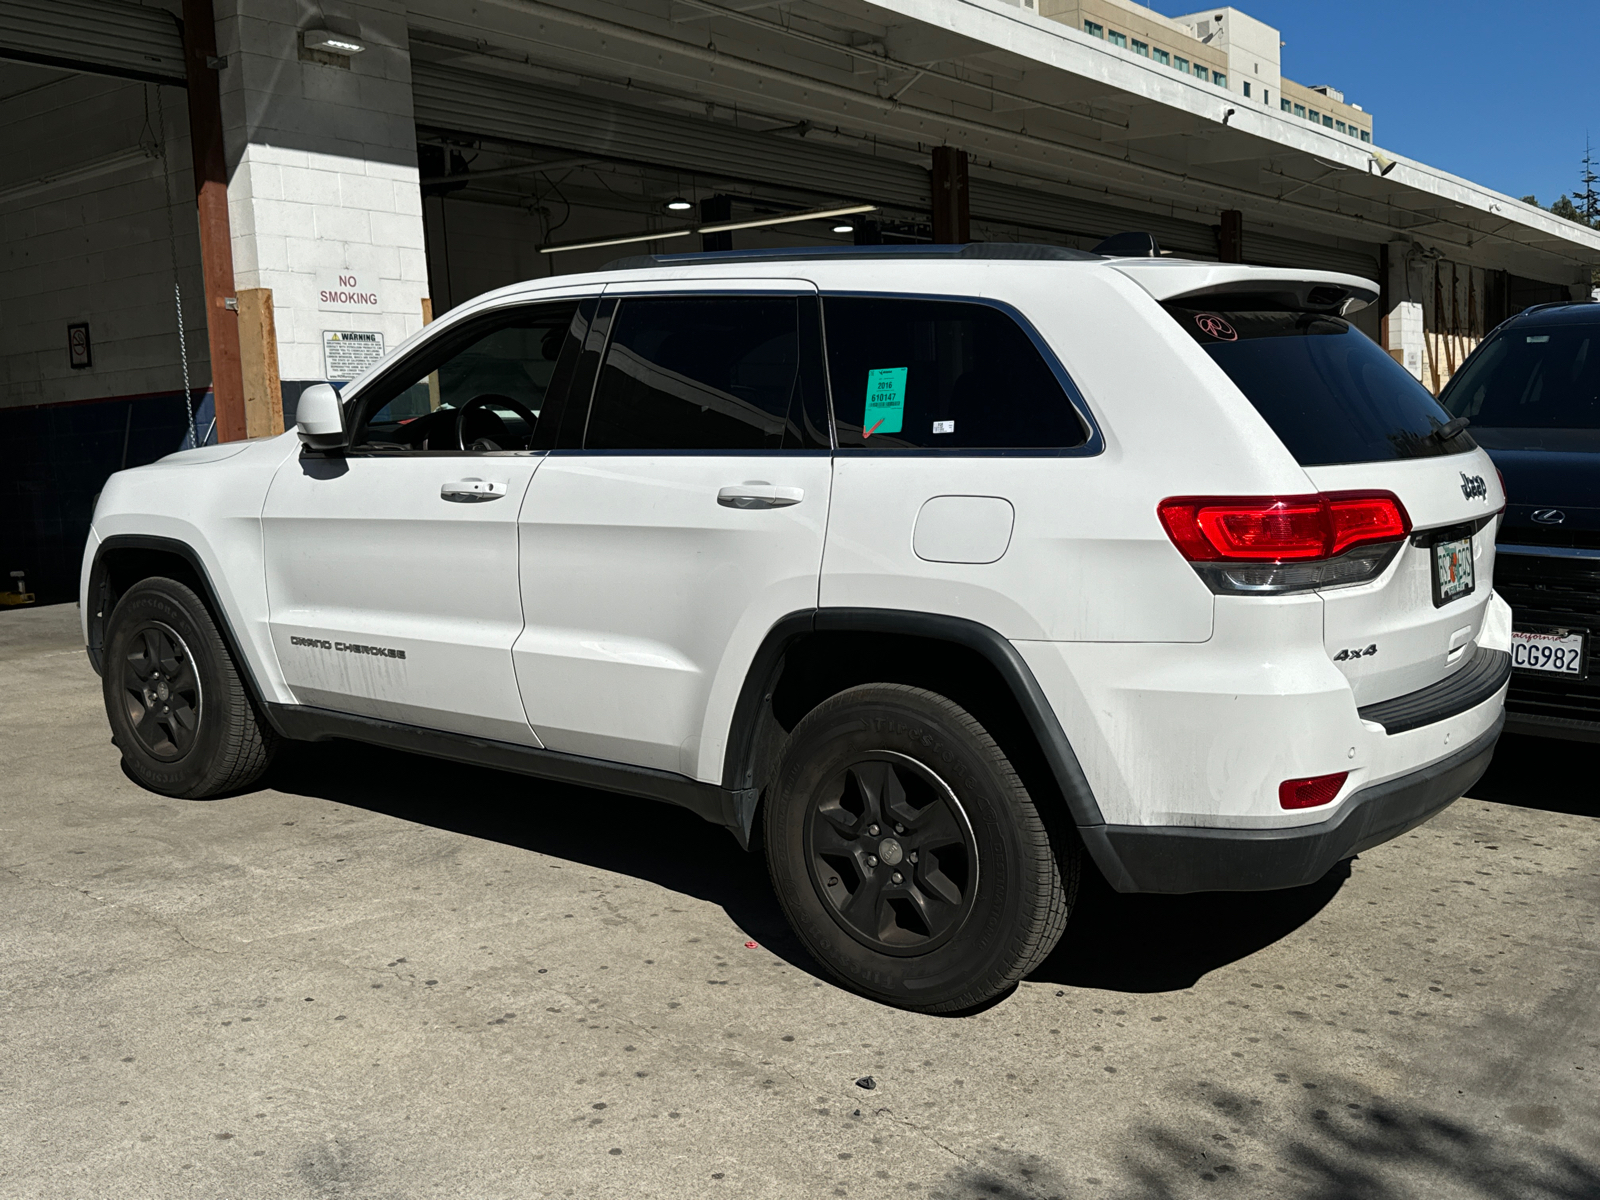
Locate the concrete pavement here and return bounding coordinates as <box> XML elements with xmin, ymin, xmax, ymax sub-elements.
<box><xmin>2</xmin><ymin>602</ymin><xmax>1597</xmax><ymax>1199</ymax></box>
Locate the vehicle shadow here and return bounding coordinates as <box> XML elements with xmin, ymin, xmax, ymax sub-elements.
<box><xmin>1467</xmin><ymin>731</ymin><xmax>1600</xmax><ymax>818</ymax></box>
<box><xmin>1026</xmin><ymin>856</ymin><xmax>1350</xmax><ymax>995</ymax></box>
<box><xmin>265</xmin><ymin>737</ymin><xmax>826</xmax><ymax>979</ymax></box>
<box><xmin>268</xmin><ymin>736</ymin><xmax>1348</xmax><ymax>1002</ymax></box>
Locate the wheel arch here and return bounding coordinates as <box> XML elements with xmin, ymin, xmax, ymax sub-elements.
<box><xmin>88</xmin><ymin>535</ymin><xmax>280</xmax><ymax>729</ymax></box>
<box><xmin>720</xmin><ymin>608</ymin><xmax>1109</xmax><ymax>853</ymax></box>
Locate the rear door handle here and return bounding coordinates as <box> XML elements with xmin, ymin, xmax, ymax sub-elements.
<box><xmin>718</xmin><ymin>481</ymin><xmax>804</xmax><ymax>509</ymax></box>
<box><xmin>441</xmin><ymin>479</ymin><xmax>507</xmax><ymax>502</ymax></box>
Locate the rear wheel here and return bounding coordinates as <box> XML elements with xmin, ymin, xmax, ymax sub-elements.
<box><xmin>764</xmin><ymin>684</ymin><xmax>1076</xmax><ymax>1012</ymax></box>
<box><xmin>103</xmin><ymin>577</ymin><xmax>276</xmax><ymax>798</ymax></box>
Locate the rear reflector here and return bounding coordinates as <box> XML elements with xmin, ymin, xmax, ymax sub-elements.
<box><xmin>1279</xmin><ymin>772</ymin><xmax>1348</xmax><ymax>810</ymax></box>
<box><xmin>1158</xmin><ymin>492</ymin><xmax>1411</xmax><ymax>596</ymax></box>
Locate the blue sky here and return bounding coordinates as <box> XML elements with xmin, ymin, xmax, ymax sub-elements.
<box><xmin>1161</xmin><ymin>0</ymin><xmax>1598</xmax><ymax>208</ymax></box>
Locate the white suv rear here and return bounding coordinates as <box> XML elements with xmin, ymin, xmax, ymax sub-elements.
<box><xmin>82</xmin><ymin>243</ymin><xmax>1510</xmax><ymax>1012</ymax></box>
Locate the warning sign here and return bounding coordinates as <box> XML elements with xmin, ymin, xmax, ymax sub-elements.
<box><xmin>323</xmin><ymin>330</ymin><xmax>384</xmax><ymax>381</ymax></box>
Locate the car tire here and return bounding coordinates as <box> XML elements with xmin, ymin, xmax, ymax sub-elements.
<box><xmin>764</xmin><ymin>683</ymin><xmax>1077</xmax><ymax>1013</ymax></box>
<box><xmin>102</xmin><ymin>576</ymin><xmax>277</xmax><ymax>798</ymax></box>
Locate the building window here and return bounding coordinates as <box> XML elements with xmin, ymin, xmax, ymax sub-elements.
<box><xmin>1281</xmin><ymin>98</ymin><xmax>1292</xmax><ymax>112</ymax></box>
<box><xmin>1193</xmin><ymin>65</ymin><xmax>1209</xmax><ymax>81</ymax></box>
<box><xmin>1263</xmin><ymin>90</ymin><xmax>1270</xmax><ymax>106</ymax></box>
<box><xmin>1335</xmin><ymin>120</ymin><xmax>1346</xmax><ymax>133</ymax></box>
<box><xmin>1243</xmin><ymin>81</ymin><xmax>1251</xmax><ymax>98</ymax></box>
<box><xmin>1323</xmin><ymin>114</ymin><xmax>1334</xmax><ymax>128</ymax></box>
<box><xmin>1360</xmin><ymin>129</ymin><xmax>1371</xmax><ymax>143</ymax></box>
<box><xmin>1108</xmin><ymin>30</ymin><xmax>1126</xmax><ymax>47</ymax></box>
<box><xmin>1131</xmin><ymin>39</ymin><xmax>1149</xmax><ymax>56</ymax></box>
<box><xmin>1214</xmin><ymin>71</ymin><xmax>1227</xmax><ymax>87</ymax></box>
<box><xmin>1293</xmin><ymin>103</ymin><xmax>1305</xmax><ymax>117</ymax></box>
<box><xmin>1084</xmin><ymin>20</ymin><xmax>1102</xmax><ymax>37</ymax></box>
<box><xmin>1174</xmin><ymin>56</ymin><xmax>1189</xmax><ymax>73</ymax></box>
<box><xmin>1153</xmin><ymin>48</ymin><xmax>1170</xmax><ymax>65</ymax></box>
<box><xmin>1307</xmin><ymin>108</ymin><xmax>1320</xmax><ymax>122</ymax></box>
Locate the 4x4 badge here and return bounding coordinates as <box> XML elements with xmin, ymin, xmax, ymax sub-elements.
<box><xmin>1459</xmin><ymin>472</ymin><xmax>1487</xmax><ymax>501</ymax></box>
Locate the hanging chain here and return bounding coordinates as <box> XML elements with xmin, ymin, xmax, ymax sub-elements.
<box><xmin>152</xmin><ymin>85</ymin><xmax>197</xmax><ymax>448</ymax></box>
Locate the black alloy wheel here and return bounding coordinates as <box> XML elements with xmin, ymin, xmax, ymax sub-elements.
<box><xmin>766</xmin><ymin>683</ymin><xmax>1076</xmax><ymax>1013</ymax></box>
<box><xmin>102</xmin><ymin>576</ymin><xmax>277</xmax><ymax>798</ymax></box>
<box><xmin>807</xmin><ymin>753</ymin><xmax>979</xmax><ymax>955</ymax></box>
<box><xmin>118</xmin><ymin>621</ymin><xmax>202</xmax><ymax>761</ymax></box>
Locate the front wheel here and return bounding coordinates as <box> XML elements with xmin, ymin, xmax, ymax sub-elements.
<box><xmin>102</xmin><ymin>576</ymin><xmax>277</xmax><ymax>798</ymax></box>
<box><xmin>764</xmin><ymin>684</ymin><xmax>1076</xmax><ymax>1013</ymax></box>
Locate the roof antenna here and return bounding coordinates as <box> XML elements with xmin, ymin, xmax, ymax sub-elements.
<box><xmin>1093</xmin><ymin>232</ymin><xmax>1162</xmax><ymax>257</ymax></box>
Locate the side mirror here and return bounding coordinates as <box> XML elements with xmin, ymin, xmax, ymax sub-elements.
<box><xmin>296</xmin><ymin>383</ymin><xmax>349</xmax><ymax>451</ymax></box>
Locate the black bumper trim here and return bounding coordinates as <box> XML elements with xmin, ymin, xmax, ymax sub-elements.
<box><xmin>1078</xmin><ymin>713</ymin><xmax>1504</xmax><ymax>895</ymax></box>
<box><xmin>1357</xmin><ymin>647</ymin><xmax>1511</xmax><ymax>734</ymax></box>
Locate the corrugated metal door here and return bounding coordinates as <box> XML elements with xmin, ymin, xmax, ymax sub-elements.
<box><xmin>0</xmin><ymin>0</ymin><xmax>186</xmax><ymax>85</ymax></box>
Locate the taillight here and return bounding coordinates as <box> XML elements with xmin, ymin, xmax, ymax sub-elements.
<box><xmin>1279</xmin><ymin>772</ymin><xmax>1348</xmax><ymax>810</ymax></box>
<box><xmin>1158</xmin><ymin>492</ymin><xmax>1410</xmax><ymax>595</ymax></box>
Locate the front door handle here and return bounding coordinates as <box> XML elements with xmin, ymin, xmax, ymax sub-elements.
<box><xmin>717</xmin><ymin>481</ymin><xmax>803</xmax><ymax>509</ymax></box>
<box><xmin>441</xmin><ymin>479</ymin><xmax>507</xmax><ymax>502</ymax></box>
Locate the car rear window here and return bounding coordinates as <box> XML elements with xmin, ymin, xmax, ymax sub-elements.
<box><xmin>1165</xmin><ymin>304</ymin><xmax>1475</xmax><ymax>466</ymax></box>
<box><xmin>1441</xmin><ymin>317</ymin><xmax>1600</xmax><ymax>429</ymax></box>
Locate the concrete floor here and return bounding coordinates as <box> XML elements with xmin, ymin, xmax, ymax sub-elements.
<box><xmin>2</xmin><ymin>602</ymin><xmax>1597</xmax><ymax>1200</ymax></box>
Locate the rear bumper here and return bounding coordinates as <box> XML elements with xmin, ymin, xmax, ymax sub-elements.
<box><xmin>1081</xmin><ymin>713</ymin><xmax>1503</xmax><ymax>894</ymax></box>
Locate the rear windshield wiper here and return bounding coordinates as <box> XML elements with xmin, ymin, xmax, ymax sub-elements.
<box><xmin>1428</xmin><ymin>416</ymin><xmax>1471</xmax><ymax>443</ymax></box>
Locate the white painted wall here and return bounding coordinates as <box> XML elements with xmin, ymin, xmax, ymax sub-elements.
<box><xmin>215</xmin><ymin>0</ymin><xmax>428</xmax><ymax>384</ymax></box>
<box><xmin>0</xmin><ymin>65</ymin><xmax>207</xmax><ymax>409</ymax></box>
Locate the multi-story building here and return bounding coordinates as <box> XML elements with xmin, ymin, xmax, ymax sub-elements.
<box><xmin>1040</xmin><ymin>1</ymin><xmax>1373</xmax><ymax>142</ymax></box>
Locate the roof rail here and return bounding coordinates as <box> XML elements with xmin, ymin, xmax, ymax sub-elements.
<box><xmin>604</xmin><ymin>242</ymin><xmax>1102</xmax><ymax>270</ymax></box>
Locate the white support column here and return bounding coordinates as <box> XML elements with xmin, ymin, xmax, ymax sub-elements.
<box><xmin>215</xmin><ymin>0</ymin><xmax>427</xmax><ymax>395</ymax></box>
<box><xmin>1383</xmin><ymin>240</ymin><xmax>1424</xmax><ymax>382</ymax></box>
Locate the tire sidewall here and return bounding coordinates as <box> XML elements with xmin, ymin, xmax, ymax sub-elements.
<box><xmin>767</xmin><ymin>689</ymin><xmax>1040</xmax><ymax>1009</ymax></box>
<box><xmin>103</xmin><ymin>580</ymin><xmax>230</xmax><ymax>797</ymax></box>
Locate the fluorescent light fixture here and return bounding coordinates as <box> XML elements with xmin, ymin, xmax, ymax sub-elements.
<box><xmin>304</xmin><ymin>28</ymin><xmax>367</xmax><ymax>54</ymax></box>
<box><xmin>541</xmin><ymin>203</ymin><xmax>879</xmax><ymax>254</ymax></box>
<box><xmin>664</xmin><ymin>196</ymin><xmax>694</xmax><ymax>212</ymax></box>
<box><xmin>832</xmin><ymin>223</ymin><xmax>855</xmax><ymax>234</ymax></box>
<box><xmin>696</xmin><ymin>203</ymin><xmax>876</xmax><ymax>235</ymax></box>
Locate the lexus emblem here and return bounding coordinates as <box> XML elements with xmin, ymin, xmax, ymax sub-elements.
<box><xmin>1459</xmin><ymin>473</ymin><xmax>1488</xmax><ymax>501</ymax></box>
<box><xmin>1532</xmin><ymin>508</ymin><xmax>1566</xmax><ymax>525</ymax></box>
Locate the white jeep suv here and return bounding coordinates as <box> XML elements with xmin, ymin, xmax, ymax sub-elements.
<box><xmin>82</xmin><ymin>244</ymin><xmax>1511</xmax><ymax>1012</ymax></box>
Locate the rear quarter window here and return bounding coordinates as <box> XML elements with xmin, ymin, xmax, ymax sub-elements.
<box><xmin>824</xmin><ymin>297</ymin><xmax>1090</xmax><ymax>450</ymax></box>
<box><xmin>1165</xmin><ymin>304</ymin><xmax>1474</xmax><ymax>466</ymax></box>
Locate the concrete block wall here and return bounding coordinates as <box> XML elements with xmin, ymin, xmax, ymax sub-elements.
<box><xmin>216</xmin><ymin>0</ymin><xmax>429</xmax><ymax>385</ymax></box>
<box><xmin>0</xmin><ymin>66</ymin><xmax>208</xmax><ymax>410</ymax></box>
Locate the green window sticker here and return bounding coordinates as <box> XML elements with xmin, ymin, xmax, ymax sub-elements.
<box><xmin>863</xmin><ymin>367</ymin><xmax>907</xmax><ymax>437</ymax></box>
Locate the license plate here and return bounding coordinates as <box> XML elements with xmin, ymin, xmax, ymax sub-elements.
<box><xmin>1432</xmin><ymin>535</ymin><xmax>1474</xmax><ymax>606</ymax></box>
<box><xmin>1511</xmin><ymin>628</ymin><xmax>1587</xmax><ymax>677</ymax></box>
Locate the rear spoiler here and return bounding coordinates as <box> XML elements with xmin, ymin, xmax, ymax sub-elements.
<box><xmin>1110</xmin><ymin>261</ymin><xmax>1380</xmax><ymax>315</ymax></box>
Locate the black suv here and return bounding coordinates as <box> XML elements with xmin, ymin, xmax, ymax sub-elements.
<box><xmin>1442</xmin><ymin>301</ymin><xmax>1600</xmax><ymax>741</ymax></box>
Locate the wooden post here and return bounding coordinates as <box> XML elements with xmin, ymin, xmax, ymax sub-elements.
<box><xmin>236</xmin><ymin>288</ymin><xmax>282</xmax><ymax>437</ymax></box>
<box><xmin>180</xmin><ymin>0</ymin><xmax>247</xmax><ymax>442</ymax></box>
<box><xmin>931</xmin><ymin>147</ymin><xmax>970</xmax><ymax>244</ymax></box>
<box><xmin>422</xmin><ymin>298</ymin><xmax>441</xmax><ymax>410</ymax></box>
<box><xmin>1219</xmin><ymin>210</ymin><xmax>1244</xmax><ymax>262</ymax></box>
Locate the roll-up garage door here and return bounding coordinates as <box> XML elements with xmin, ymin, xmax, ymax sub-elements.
<box><xmin>0</xmin><ymin>0</ymin><xmax>186</xmax><ymax>85</ymax></box>
<box><xmin>411</xmin><ymin>60</ymin><xmax>929</xmax><ymax>211</ymax></box>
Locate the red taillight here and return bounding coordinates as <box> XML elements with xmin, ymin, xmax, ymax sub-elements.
<box><xmin>1158</xmin><ymin>492</ymin><xmax>1411</xmax><ymax>563</ymax></box>
<box><xmin>1279</xmin><ymin>772</ymin><xmax>1348</xmax><ymax>810</ymax></box>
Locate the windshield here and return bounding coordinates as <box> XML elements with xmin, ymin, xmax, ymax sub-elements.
<box><xmin>1166</xmin><ymin>304</ymin><xmax>1474</xmax><ymax>466</ymax></box>
<box><xmin>1441</xmin><ymin>317</ymin><xmax>1600</xmax><ymax>429</ymax></box>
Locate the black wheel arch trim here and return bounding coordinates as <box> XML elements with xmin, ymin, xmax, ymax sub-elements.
<box><xmin>719</xmin><ymin>607</ymin><xmax>1109</xmax><ymax>844</ymax></box>
<box><xmin>87</xmin><ymin>534</ymin><xmax>281</xmax><ymax>733</ymax></box>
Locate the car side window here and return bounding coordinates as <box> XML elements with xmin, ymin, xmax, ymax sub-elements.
<box><xmin>580</xmin><ymin>295</ymin><xmax>830</xmax><ymax>451</ymax></box>
<box><xmin>349</xmin><ymin>300</ymin><xmax>581</xmax><ymax>453</ymax></box>
<box><xmin>824</xmin><ymin>297</ymin><xmax>1089</xmax><ymax>450</ymax></box>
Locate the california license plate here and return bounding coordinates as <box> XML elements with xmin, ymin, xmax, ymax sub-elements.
<box><xmin>1511</xmin><ymin>628</ymin><xmax>1587</xmax><ymax>677</ymax></box>
<box><xmin>1432</xmin><ymin>536</ymin><xmax>1474</xmax><ymax>606</ymax></box>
